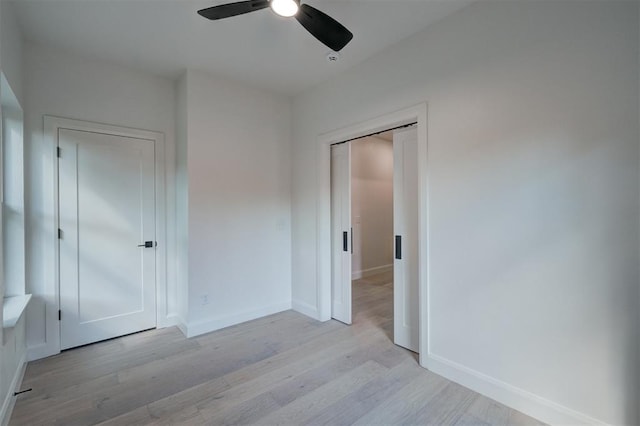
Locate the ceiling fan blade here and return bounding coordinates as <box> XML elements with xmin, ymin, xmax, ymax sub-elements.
<box><xmin>197</xmin><ymin>0</ymin><xmax>269</xmax><ymax>20</ymax></box>
<box><xmin>295</xmin><ymin>4</ymin><xmax>353</xmax><ymax>52</ymax></box>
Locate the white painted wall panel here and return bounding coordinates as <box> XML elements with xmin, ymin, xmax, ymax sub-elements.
<box><xmin>181</xmin><ymin>70</ymin><xmax>292</xmax><ymax>334</ymax></box>
<box><xmin>0</xmin><ymin>1</ymin><xmax>22</xmax><ymax>105</ymax></box>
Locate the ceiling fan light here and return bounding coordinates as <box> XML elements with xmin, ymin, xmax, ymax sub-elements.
<box><xmin>271</xmin><ymin>0</ymin><xmax>299</xmax><ymax>17</ymax></box>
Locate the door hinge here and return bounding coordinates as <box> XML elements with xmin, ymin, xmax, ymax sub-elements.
<box><xmin>57</xmin><ymin>147</ymin><xmax>61</xmax><ymax>158</ymax></box>
<box><xmin>58</xmin><ymin>310</ymin><xmax>61</xmax><ymax>321</ymax></box>
<box><xmin>58</xmin><ymin>228</ymin><xmax>62</xmax><ymax>239</ymax></box>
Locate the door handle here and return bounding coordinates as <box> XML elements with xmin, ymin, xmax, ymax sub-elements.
<box><xmin>395</xmin><ymin>235</ymin><xmax>402</xmax><ymax>260</ymax></box>
<box><xmin>138</xmin><ymin>241</ymin><xmax>155</xmax><ymax>248</ymax></box>
<box><xmin>343</xmin><ymin>232</ymin><xmax>348</xmax><ymax>252</ymax></box>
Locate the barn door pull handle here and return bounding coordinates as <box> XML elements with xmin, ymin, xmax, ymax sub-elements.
<box><xmin>343</xmin><ymin>232</ymin><xmax>348</xmax><ymax>252</ymax></box>
<box><xmin>138</xmin><ymin>241</ymin><xmax>155</xmax><ymax>248</ymax></box>
<box><xmin>395</xmin><ymin>235</ymin><xmax>402</xmax><ymax>260</ymax></box>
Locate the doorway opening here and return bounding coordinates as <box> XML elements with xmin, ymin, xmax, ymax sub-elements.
<box><xmin>350</xmin><ymin>131</ymin><xmax>395</xmax><ymax>343</ymax></box>
<box><xmin>317</xmin><ymin>103</ymin><xmax>428</xmax><ymax>365</ymax></box>
<box><xmin>330</xmin><ymin>125</ymin><xmax>419</xmax><ymax>354</ymax></box>
<box><xmin>42</xmin><ymin>116</ymin><xmax>168</xmax><ymax>359</ymax></box>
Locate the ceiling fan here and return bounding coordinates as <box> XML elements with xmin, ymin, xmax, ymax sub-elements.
<box><xmin>197</xmin><ymin>0</ymin><xmax>353</xmax><ymax>52</ymax></box>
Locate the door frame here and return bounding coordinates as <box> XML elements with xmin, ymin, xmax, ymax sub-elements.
<box><xmin>316</xmin><ymin>103</ymin><xmax>429</xmax><ymax>366</ymax></box>
<box><xmin>44</xmin><ymin>116</ymin><xmax>166</xmax><ymax>356</ymax></box>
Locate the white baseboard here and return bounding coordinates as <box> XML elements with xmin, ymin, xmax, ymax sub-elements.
<box><xmin>352</xmin><ymin>264</ymin><xmax>393</xmax><ymax>280</ymax></box>
<box><xmin>165</xmin><ymin>313</ymin><xmax>188</xmax><ymax>337</ymax></box>
<box><xmin>185</xmin><ymin>301</ymin><xmax>292</xmax><ymax>338</ymax></box>
<box><xmin>0</xmin><ymin>354</ymin><xmax>27</xmax><ymax>426</ymax></box>
<box><xmin>425</xmin><ymin>354</ymin><xmax>606</xmax><ymax>426</ymax></box>
<box><xmin>292</xmin><ymin>299</ymin><xmax>319</xmax><ymax>320</ymax></box>
<box><xmin>27</xmin><ymin>343</ymin><xmax>57</xmax><ymax>362</ymax></box>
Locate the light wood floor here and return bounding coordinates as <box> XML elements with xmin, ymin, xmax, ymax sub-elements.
<box><xmin>11</xmin><ymin>272</ymin><xmax>544</xmax><ymax>425</ymax></box>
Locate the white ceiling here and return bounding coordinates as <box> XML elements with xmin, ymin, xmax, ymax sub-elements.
<box><xmin>11</xmin><ymin>0</ymin><xmax>473</xmax><ymax>95</ymax></box>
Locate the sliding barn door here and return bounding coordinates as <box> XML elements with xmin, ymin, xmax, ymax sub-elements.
<box><xmin>58</xmin><ymin>128</ymin><xmax>156</xmax><ymax>350</ymax></box>
<box><xmin>331</xmin><ymin>143</ymin><xmax>352</xmax><ymax>324</ymax></box>
<box><xmin>393</xmin><ymin>128</ymin><xmax>419</xmax><ymax>352</ymax></box>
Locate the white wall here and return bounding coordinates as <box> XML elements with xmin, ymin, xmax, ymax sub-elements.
<box><xmin>351</xmin><ymin>136</ymin><xmax>393</xmax><ymax>279</ymax></box>
<box><xmin>0</xmin><ymin>0</ymin><xmax>22</xmax><ymax>106</ymax></box>
<box><xmin>23</xmin><ymin>42</ymin><xmax>177</xmax><ymax>359</ymax></box>
<box><xmin>2</xmin><ymin>75</ymin><xmax>25</xmax><ymax>299</ymax></box>
<box><xmin>291</xmin><ymin>1</ymin><xmax>639</xmax><ymax>425</ymax></box>
<box><xmin>175</xmin><ymin>73</ymin><xmax>189</xmax><ymax>331</ymax></box>
<box><xmin>23</xmin><ymin>44</ymin><xmax>292</xmax><ymax>349</ymax></box>
<box><xmin>0</xmin><ymin>1</ymin><xmax>27</xmax><ymax>423</ymax></box>
<box><xmin>178</xmin><ymin>70</ymin><xmax>292</xmax><ymax>336</ymax></box>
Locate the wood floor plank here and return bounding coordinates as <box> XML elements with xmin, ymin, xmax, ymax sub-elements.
<box><xmin>24</xmin><ymin>326</ymin><xmax>185</xmax><ymax>378</ymax></box>
<box><xmin>463</xmin><ymin>394</ymin><xmax>513</xmax><ymax>425</ymax></box>
<box><xmin>508</xmin><ymin>409</ymin><xmax>549</xmax><ymax>426</ymax></box>
<box><xmin>221</xmin><ymin>321</ymin><xmax>386</xmax><ymax>387</ymax></box>
<box><xmin>96</xmin><ymin>325</ymin><xmax>390</xmax><ymax>426</ymax></box>
<box><xmin>9</xmin><ymin>373</ymin><xmax>122</xmax><ymax>424</ymax></box>
<box><xmin>303</xmin><ymin>357</ymin><xmax>422</xmax><ymax>426</ymax></box>
<box><xmin>352</xmin><ymin>367</ymin><xmax>450</xmax><ymax>425</ymax></box>
<box><xmin>455</xmin><ymin>412</ymin><xmax>493</xmax><ymax>426</ymax></box>
<box><xmin>253</xmin><ymin>360</ymin><xmax>388</xmax><ymax>426</ymax></box>
<box><xmin>11</xmin><ymin>272</ymin><xmax>545</xmax><ymax>426</ymax></box>
<box><xmin>193</xmin><ymin>332</ymin><xmax>391</xmax><ymax>419</ymax></box>
<box><xmin>193</xmin><ymin>310</ymin><xmax>302</xmax><ymax>346</ymax></box>
<box><xmin>19</xmin><ymin>328</ymin><xmax>201</xmax><ymax>402</ymax></box>
<box><xmin>403</xmin><ymin>381</ymin><xmax>479</xmax><ymax>425</ymax></box>
<box><xmin>265</xmin><ymin>342</ymin><xmax>397</xmax><ymax>407</ymax></box>
<box><xmin>197</xmin><ymin>389</ymin><xmax>284</xmax><ymax>425</ymax></box>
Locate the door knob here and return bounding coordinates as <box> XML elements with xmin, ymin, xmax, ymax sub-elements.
<box><xmin>138</xmin><ymin>241</ymin><xmax>155</xmax><ymax>248</ymax></box>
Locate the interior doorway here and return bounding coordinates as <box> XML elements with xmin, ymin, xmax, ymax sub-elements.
<box><xmin>45</xmin><ymin>116</ymin><xmax>168</xmax><ymax>356</ymax></box>
<box><xmin>330</xmin><ymin>125</ymin><xmax>419</xmax><ymax>353</ymax></box>
<box><xmin>350</xmin><ymin>131</ymin><xmax>395</xmax><ymax>346</ymax></box>
<box><xmin>317</xmin><ymin>103</ymin><xmax>428</xmax><ymax>365</ymax></box>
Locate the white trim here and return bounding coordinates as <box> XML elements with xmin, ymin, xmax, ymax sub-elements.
<box><xmin>316</xmin><ymin>103</ymin><xmax>429</xmax><ymax>366</ymax></box>
<box><xmin>0</xmin><ymin>353</ymin><xmax>26</xmax><ymax>426</ymax></box>
<box><xmin>292</xmin><ymin>299</ymin><xmax>319</xmax><ymax>319</ymax></box>
<box><xmin>2</xmin><ymin>295</ymin><xmax>31</xmax><ymax>329</ymax></box>
<box><xmin>185</xmin><ymin>301</ymin><xmax>292</xmax><ymax>338</ymax></box>
<box><xmin>165</xmin><ymin>313</ymin><xmax>188</xmax><ymax>337</ymax></box>
<box><xmin>316</xmin><ymin>140</ymin><xmax>332</xmax><ymax>322</ymax></box>
<box><xmin>37</xmin><ymin>115</ymin><xmax>168</xmax><ymax>359</ymax></box>
<box><xmin>426</xmin><ymin>354</ymin><xmax>606</xmax><ymax>426</ymax></box>
<box><xmin>26</xmin><ymin>343</ymin><xmax>50</xmax><ymax>362</ymax></box>
<box><xmin>351</xmin><ymin>264</ymin><xmax>393</xmax><ymax>280</ymax></box>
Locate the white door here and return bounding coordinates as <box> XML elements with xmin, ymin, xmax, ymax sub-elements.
<box><xmin>58</xmin><ymin>128</ymin><xmax>156</xmax><ymax>350</ymax></box>
<box><xmin>393</xmin><ymin>127</ymin><xmax>419</xmax><ymax>352</ymax></box>
<box><xmin>331</xmin><ymin>143</ymin><xmax>352</xmax><ymax>324</ymax></box>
